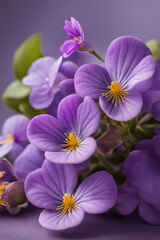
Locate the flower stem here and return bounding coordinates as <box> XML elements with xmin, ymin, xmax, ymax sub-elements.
<box><xmin>89</xmin><ymin>49</ymin><xmax>104</xmax><ymax>62</ymax></box>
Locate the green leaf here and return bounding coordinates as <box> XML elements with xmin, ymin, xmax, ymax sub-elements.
<box><xmin>146</xmin><ymin>39</ymin><xmax>160</xmax><ymax>62</ymax></box>
<box><xmin>2</xmin><ymin>80</ymin><xmax>46</xmax><ymax>118</ymax></box>
<box><xmin>2</xmin><ymin>81</ymin><xmax>30</xmax><ymax>112</ymax></box>
<box><xmin>13</xmin><ymin>34</ymin><xmax>44</xmax><ymax>80</ymax></box>
<box><xmin>19</xmin><ymin>102</ymin><xmax>46</xmax><ymax>119</ymax></box>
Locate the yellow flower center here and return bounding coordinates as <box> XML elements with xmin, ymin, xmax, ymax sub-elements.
<box><xmin>62</xmin><ymin>132</ymin><xmax>82</xmax><ymax>152</ymax></box>
<box><xmin>56</xmin><ymin>193</ymin><xmax>77</xmax><ymax>218</ymax></box>
<box><xmin>0</xmin><ymin>171</ymin><xmax>5</xmax><ymax>178</ymax></box>
<box><xmin>0</xmin><ymin>182</ymin><xmax>9</xmax><ymax>206</ymax></box>
<box><xmin>0</xmin><ymin>134</ymin><xmax>14</xmax><ymax>145</ymax></box>
<box><xmin>73</xmin><ymin>36</ymin><xmax>82</xmax><ymax>44</ymax></box>
<box><xmin>101</xmin><ymin>81</ymin><xmax>127</xmax><ymax>106</ymax></box>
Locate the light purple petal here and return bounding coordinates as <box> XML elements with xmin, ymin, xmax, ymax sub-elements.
<box><xmin>105</xmin><ymin>36</ymin><xmax>155</xmax><ymax>90</ymax></box>
<box><xmin>75</xmin><ymin>64</ymin><xmax>111</xmax><ymax>99</ymax></box>
<box><xmin>41</xmin><ymin>160</ymin><xmax>77</xmax><ymax>196</ymax></box>
<box><xmin>142</xmin><ymin>90</ymin><xmax>160</xmax><ymax>110</ymax></box>
<box><xmin>99</xmin><ymin>89</ymin><xmax>142</xmax><ymax>121</ymax></box>
<box><xmin>12</xmin><ymin>142</ymin><xmax>25</xmax><ymax>159</ymax></box>
<box><xmin>25</xmin><ymin>160</ymin><xmax>77</xmax><ymax>209</ymax></box>
<box><xmin>139</xmin><ymin>201</ymin><xmax>160</xmax><ymax>225</ymax></box>
<box><xmin>2</xmin><ymin>115</ymin><xmax>29</xmax><ymax>144</ymax></box>
<box><xmin>0</xmin><ymin>142</ymin><xmax>13</xmax><ymax>158</ymax></box>
<box><xmin>39</xmin><ymin>206</ymin><xmax>85</xmax><ymax>230</ymax></box>
<box><xmin>57</xmin><ymin>94</ymin><xmax>83</xmax><ymax>131</ymax></box>
<box><xmin>45</xmin><ymin>137</ymin><xmax>97</xmax><ymax>164</ymax></box>
<box><xmin>48</xmin><ymin>56</ymin><xmax>63</xmax><ymax>87</ymax></box>
<box><xmin>27</xmin><ymin>114</ymin><xmax>65</xmax><ymax>152</ymax></box>
<box><xmin>29</xmin><ymin>87</ymin><xmax>55</xmax><ymax>109</ymax></box>
<box><xmin>23</xmin><ymin>57</ymin><xmax>55</xmax><ymax>86</ymax></box>
<box><xmin>75</xmin><ymin>171</ymin><xmax>117</xmax><ymax>214</ymax></box>
<box><xmin>59</xmin><ymin>61</ymin><xmax>78</xmax><ymax>78</ymax></box>
<box><xmin>64</xmin><ymin>17</ymin><xmax>84</xmax><ymax>39</ymax></box>
<box><xmin>29</xmin><ymin>56</ymin><xmax>55</xmax><ymax>77</ymax></box>
<box><xmin>14</xmin><ymin>144</ymin><xmax>44</xmax><ymax>181</ymax></box>
<box><xmin>76</xmin><ymin>96</ymin><xmax>100</xmax><ymax>138</ymax></box>
<box><xmin>115</xmin><ymin>184</ymin><xmax>139</xmax><ymax>215</ymax></box>
<box><xmin>60</xmin><ymin>40</ymin><xmax>79</xmax><ymax>58</ymax></box>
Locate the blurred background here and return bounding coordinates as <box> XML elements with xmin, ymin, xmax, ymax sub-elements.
<box><xmin>0</xmin><ymin>0</ymin><xmax>160</xmax><ymax>128</ymax></box>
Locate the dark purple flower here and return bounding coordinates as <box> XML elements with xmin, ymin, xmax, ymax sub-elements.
<box><xmin>75</xmin><ymin>36</ymin><xmax>156</xmax><ymax>121</ymax></box>
<box><xmin>48</xmin><ymin>78</ymin><xmax>75</xmax><ymax>117</ymax></box>
<box><xmin>116</xmin><ymin>135</ymin><xmax>160</xmax><ymax>225</ymax></box>
<box><xmin>27</xmin><ymin>94</ymin><xmax>100</xmax><ymax>164</ymax></box>
<box><xmin>60</xmin><ymin>17</ymin><xmax>92</xmax><ymax>58</ymax></box>
<box><xmin>142</xmin><ymin>64</ymin><xmax>160</xmax><ymax>121</ymax></box>
<box><xmin>0</xmin><ymin>115</ymin><xmax>29</xmax><ymax>159</ymax></box>
<box><xmin>0</xmin><ymin>159</ymin><xmax>28</xmax><ymax>215</ymax></box>
<box><xmin>25</xmin><ymin>159</ymin><xmax>117</xmax><ymax>230</ymax></box>
<box><xmin>14</xmin><ymin>144</ymin><xmax>44</xmax><ymax>181</ymax></box>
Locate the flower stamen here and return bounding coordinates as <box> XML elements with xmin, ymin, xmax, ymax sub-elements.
<box><xmin>56</xmin><ymin>193</ymin><xmax>77</xmax><ymax>218</ymax></box>
<box><xmin>73</xmin><ymin>36</ymin><xmax>82</xmax><ymax>44</ymax></box>
<box><xmin>101</xmin><ymin>81</ymin><xmax>127</xmax><ymax>106</ymax></box>
<box><xmin>0</xmin><ymin>182</ymin><xmax>9</xmax><ymax>206</ymax></box>
<box><xmin>62</xmin><ymin>132</ymin><xmax>82</xmax><ymax>152</ymax></box>
<box><xmin>0</xmin><ymin>171</ymin><xmax>5</xmax><ymax>178</ymax></box>
<box><xmin>0</xmin><ymin>135</ymin><xmax>14</xmax><ymax>145</ymax></box>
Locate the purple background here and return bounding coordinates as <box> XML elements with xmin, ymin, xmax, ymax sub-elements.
<box><xmin>1</xmin><ymin>0</ymin><xmax>160</xmax><ymax>128</ymax></box>
<box><xmin>1</xmin><ymin>1</ymin><xmax>160</xmax><ymax>238</ymax></box>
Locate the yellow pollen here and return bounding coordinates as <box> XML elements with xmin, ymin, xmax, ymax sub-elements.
<box><xmin>73</xmin><ymin>36</ymin><xmax>82</xmax><ymax>44</ymax></box>
<box><xmin>101</xmin><ymin>81</ymin><xmax>127</xmax><ymax>106</ymax></box>
<box><xmin>0</xmin><ymin>182</ymin><xmax>9</xmax><ymax>206</ymax></box>
<box><xmin>62</xmin><ymin>132</ymin><xmax>82</xmax><ymax>152</ymax></box>
<box><xmin>0</xmin><ymin>171</ymin><xmax>5</xmax><ymax>178</ymax></box>
<box><xmin>56</xmin><ymin>193</ymin><xmax>77</xmax><ymax>218</ymax></box>
<box><xmin>0</xmin><ymin>135</ymin><xmax>14</xmax><ymax>145</ymax></box>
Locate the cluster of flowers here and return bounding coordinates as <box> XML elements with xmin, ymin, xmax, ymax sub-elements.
<box><xmin>1</xmin><ymin>17</ymin><xmax>160</xmax><ymax>230</ymax></box>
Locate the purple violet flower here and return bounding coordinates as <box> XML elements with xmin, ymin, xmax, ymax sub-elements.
<box><xmin>27</xmin><ymin>94</ymin><xmax>100</xmax><ymax>164</ymax></box>
<box><xmin>0</xmin><ymin>115</ymin><xmax>29</xmax><ymax>159</ymax></box>
<box><xmin>23</xmin><ymin>56</ymin><xmax>63</xmax><ymax>109</ymax></box>
<box><xmin>14</xmin><ymin>144</ymin><xmax>44</xmax><ymax>181</ymax></box>
<box><xmin>60</xmin><ymin>17</ymin><xmax>92</xmax><ymax>58</ymax></box>
<box><xmin>0</xmin><ymin>159</ymin><xmax>28</xmax><ymax>215</ymax></box>
<box><xmin>75</xmin><ymin>36</ymin><xmax>156</xmax><ymax>121</ymax></box>
<box><xmin>116</xmin><ymin>135</ymin><xmax>160</xmax><ymax>225</ymax></box>
<box><xmin>25</xmin><ymin>159</ymin><xmax>117</xmax><ymax>230</ymax></box>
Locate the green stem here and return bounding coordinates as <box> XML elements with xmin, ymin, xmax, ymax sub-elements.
<box><xmin>89</xmin><ymin>49</ymin><xmax>104</xmax><ymax>62</ymax></box>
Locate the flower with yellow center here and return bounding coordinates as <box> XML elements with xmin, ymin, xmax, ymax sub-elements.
<box><xmin>0</xmin><ymin>182</ymin><xmax>9</xmax><ymax>206</ymax></box>
<box><xmin>56</xmin><ymin>193</ymin><xmax>77</xmax><ymax>218</ymax></box>
<box><xmin>0</xmin><ymin>134</ymin><xmax>14</xmax><ymax>145</ymax></box>
<box><xmin>101</xmin><ymin>81</ymin><xmax>127</xmax><ymax>106</ymax></box>
<box><xmin>62</xmin><ymin>132</ymin><xmax>82</xmax><ymax>152</ymax></box>
<box><xmin>0</xmin><ymin>171</ymin><xmax>5</xmax><ymax>178</ymax></box>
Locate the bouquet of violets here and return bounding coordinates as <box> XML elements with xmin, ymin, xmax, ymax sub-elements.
<box><xmin>1</xmin><ymin>17</ymin><xmax>160</xmax><ymax>231</ymax></box>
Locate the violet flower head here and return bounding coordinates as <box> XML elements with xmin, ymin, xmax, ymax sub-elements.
<box><xmin>14</xmin><ymin>144</ymin><xmax>44</xmax><ymax>181</ymax></box>
<box><xmin>116</xmin><ymin>135</ymin><xmax>160</xmax><ymax>225</ymax></box>
<box><xmin>0</xmin><ymin>159</ymin><xmax>28</xmax><ymax>215</ymax></box>
<box><xmin>25</xmin><ymin>159</ymin><xmax>117</xmax><ymax>230</ymax></box>
<box><xmin>27</xmin><ymin>94</ymin><xmax>100</xmax><ymax>164</ymax></box>
<box><xmin>0</xmin><ymin>115</ymin><xmax>29</xmax><ymax>159</ymax></box>
<box><xmin>23</xmin><ymin>56</ymin><xmax>63</xmax><ymax>109</ymax></box>
<box><xmin>75</xmin><ymin>36</ymin><xmax>156</xmax><ymax>121</ymax></box>
<box><xmin>60</xmin><ymin>17</ymin><xmax>92</xmax><ymax>58</ymax></box>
